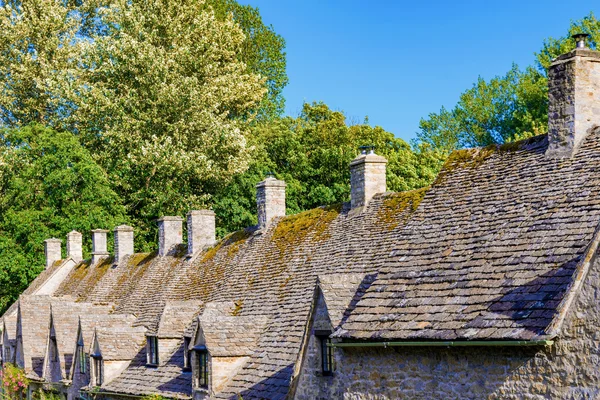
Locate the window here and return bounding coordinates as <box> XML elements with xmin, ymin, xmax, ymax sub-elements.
<box><xmin>183</xmin><ymin>337</ymin><xmax>191</xmax><ymax>371</ymax></box>
<box><xmin>92</xmin><ymin>356</ymin><xmax>102</xmax><ymax>386</ymax></box>
<box><xmin>196</xmin><ymin>350</ymin><xmax>209</xmax><ymax>389</ymax></box>
<box><xmin>316</xmin><ymin>332</ymin><xmax>334</xmax><ymax>376</ymax></box>
<box><xmin>50</xmin><ymin>335</ymin><xmax>58</xmax><ymax>362</ymax></box>
<box><xmin>78</xmin><ymin>342</ymin><xmax>86</xmax><ymax>374</ymax></box>
<box><xmin>147</xmin><ymin>336</ymin><xmax>159</xmax><ymax>366</ymax></box>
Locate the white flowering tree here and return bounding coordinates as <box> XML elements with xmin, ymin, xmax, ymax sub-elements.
<box><xmin>0</xmin><ymin>0</ymin><xmax>268</xmax><ymax>243</ymax></box>
<box><xmin>61</xmin><ymin>0</ymin><xmax>267</xmax><ymax>229</ymax></box>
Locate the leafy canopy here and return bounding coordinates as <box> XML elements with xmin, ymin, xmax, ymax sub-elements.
<box><xmin>212</xmin><ymin>102</ymin><xmax>445</xmax><ymax>236</ymax></box>
<box><xmin>0</xmin><ymin>124</ymin><xmax>127</xmax><ymax>312</ymax></box>
<box><xmin>416</xmin><ymin>13</ymin><xmax>600</xmax><ymax>153</ymax></box>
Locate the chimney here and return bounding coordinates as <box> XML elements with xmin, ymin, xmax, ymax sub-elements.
<box><xmin>91</xmin><ymin>229</ymin><xmax>110</xmax><ymax>265</ymax></box>
<box><xmin>350</xmin><ymin>146</ymin><xmax>388</xmax><ymax>209</ymax></box>
<box><xmin>66</xmin><ymin>230</ymin><xmax>83</xmax><ymax>262</ymax></box>
<box><xmin>114</xmin><ymin>225</ymin><xmax>134</xmax><ymax>263</ymax></box>
<box><xmin>187</xmin><ymin>210</ymin><xmax>216</xmax><ymax>255</ymax></box>
<box><xmin>158</xmin><ymin>216</ymin><xmax>183</xmax><ymax>256</ymax></box>
<box><xmin>256</xmin><ymin>174</ymin><xmax>286</xmax><ymax>229</ymax></box>
<box><xmin>44</xmin><ymin>238</ymin><xmax>62</xmax><ymax>269</ymax></box>
<box><xmin>546</xmin><ymin>33</ymin><xmax>600</xmax><ymax>158</ymax></box>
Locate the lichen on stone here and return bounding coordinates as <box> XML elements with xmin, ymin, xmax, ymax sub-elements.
<box><xmin>201</xmin><ymin>229</ymin><xmax>251</xmax><ymax>263</ymax></box>
<box><xmin>377</xmin><ymin>187</ymin><xmax>428</xmax><ymax>230</ymax></box>
<box><xmin>272</xmin><ymin>204</ymin><xmax>342</xmax><ymax>250</ymax></box>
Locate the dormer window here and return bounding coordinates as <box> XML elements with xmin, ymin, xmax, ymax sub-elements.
<box><xmin>50</xmin><ymin>334</ymin><xmax>58</xmax><ymax>362</ymax></box>
<box><xmin>183</xmin><ymin>337</ymin><xmax>191</xmax><ymax>371</ymax></box>
<box><xmin>77</xmin><ymin>340</ymin><xmax>86</xmax><ymax>374</ymax></box>
<box><xmin>193</xmin><ymin>346</ymin><xmax>209</xmax><ymax>390</ymax></box>
<box><xmin>147</xmin><ymin>336</ymin><xmax>159</xmax><ymax>366</ymax></box>
<box><xmin>91</xmin><ymin>355</ymin><xmax>103</xmax><ymax>386</ymax></box>
<box><xmin>315</xmin><ymin>330</ymin><xmax>334</xmax><ymax>376</ymax></box>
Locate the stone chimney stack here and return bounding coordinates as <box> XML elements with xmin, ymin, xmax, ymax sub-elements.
<box><xmin>66</xmin><ymin>230</ymin><xmax>83</xmax><ymax>262</ymax></box>
<box><xmin>256</xmin><ymin>174</ymin><xmax>286</xmax><ymax>229</ymax></box>
<box><xmin>158</xmin><ymin>216</ymin><xmax>183</xmax><ymax>256</ymax></box>
<box><xmin>44</xmin><ymin>238</ymin><xmax>62</xmax><ymax>269</ymax></box>
<box><xmin>187</xmin><ymin>210</ymin><xmax>216</xmax><ymax>255</ymax></box>
<box><xmin>546</xmin><ymin>33</ymin><xmax>600</xmax><ymax>158</ymax></box>
<box><xmin>114</xmin><ymin>225</ymin><xmax>134</xmax><ymax>263</ymax></box>
<box><xmin>350</xmin><ymin>146</ymin><xmax>388</xmax><ymax>209</ymax></box>
<box><xmin>91</xmin><ymin>229</ymin><xmax>110</xmax><ymax>265</ymax></box>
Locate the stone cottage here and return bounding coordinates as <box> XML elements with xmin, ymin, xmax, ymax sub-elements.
<box><xmin>2</xmin><ymin>36</ymin><xmax>600</xmax><ymax>399</ymax></box>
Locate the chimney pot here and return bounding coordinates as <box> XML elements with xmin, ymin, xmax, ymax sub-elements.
<box><xmin>157</xmin><ymin>216</ymin><xmax>183</xmax><ymax>256</ymax></box>
<box><xmin>44</xmin><ymin>238</ymin><xmax>62</xmax><ymax>269</ymax></box>
<box><xmin>256</xmin><ymin>176</ymin><xmax>286</xmax><ymax>229</ymax></box>
<box><xmin>91</xmin><ymin>229</ymin><xmax>110</xmax><ymax>265</ymax></box>
<box><xmin>187</xmin><ymin>210</ymin><xmax>216</xmax><ymax>255</ymax></box>
<box><xmin>114</xmin><ymin>225</ymin><xmax>134</xmax><ymax>263</ymax></box>
<box><xmin>66</xmin><ymin>230</ymin><xmax>83</xmax><ymax>262</ymax></box>
<box><xmin>350</xmin><ymin>148</ymin><xmax>387</xmax><ymax>209</ymax></box>
<box><xmin>573</xmin><ymin>33</ymin><xmax>590</xmax><ymax>49</ymax></box>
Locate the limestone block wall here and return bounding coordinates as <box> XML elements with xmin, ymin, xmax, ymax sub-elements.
<box><xmin>256</xmin><ymin>177</ymin><xmax>286</xmax><ymax>229</ymax></box>
<box><xmin>294</xmin><ymin>255</ymin><xmax>600</xmax><ymax>399</ymax></box>
<box><xmin>114</xmin><ymin>225</ymin><xmax>134</xmax><ymax>263</ymax></box>
<box><xmin>349</xmin><ymin>154</ymin><xmax>387</xmax><ymax>209</ymax></box>
<box><xmin>158</xmin><ymin>217</ymin><xmax>183</xmax><ymax>256</ymax></box>
<box><xmin>187</xmin><ymin>210</ymin><xmax>216</xmax><ymax>255</ymax></box>
<box><xmin>547</xmin><ymin>49</ymin><xmax>600</xmax><ymax>158</ymax></box>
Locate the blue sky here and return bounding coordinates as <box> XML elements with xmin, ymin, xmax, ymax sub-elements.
<box><xmin>241</xmin><ymin>0</ymin><xmax>599</xmax><ymax>142</ymax></box>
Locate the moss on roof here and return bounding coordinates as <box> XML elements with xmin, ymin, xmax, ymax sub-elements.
<box><xmin>377</xmin><ymin>187</ymin><xmax>429</xmax><ymax>230</ymax></box>
<box><xmin>272</xmin><ymin>204</ymin><xmax>342</xmax><ymax>251</ymax></box>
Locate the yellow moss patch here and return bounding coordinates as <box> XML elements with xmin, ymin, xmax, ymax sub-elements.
<box><xmin>433</xmin><ymin>146</ymin><xmax>496</xmax><ymax>185</ymax></box>
<box><xmin>272</xmin><ymin>204</ymin><xmax>341</xmax><ymax>250</ymax></box>
<box><xmin>232</xmin><ymin>299</ymin><xmax>243</xmax><ymax>316</ymax></box>
<box><xmin>201</xmin><ymin>229</ymin><xmax>251</xmax><ymax>263</ymax></box>
<box><xmin>377</xmin><ymin>187</ymin><xmax>429</xmax><ymax>231</ymax></box>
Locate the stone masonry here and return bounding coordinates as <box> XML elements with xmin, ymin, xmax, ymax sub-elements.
<box><xmin>187</xmin><ymin>210</ymin><xmax>216</xmax><ymax>255</ymax></box>
<box><xmin>294</xmin><ymin>252</ymin><xmax>600</xmax><ymax>399</ymax></box>
<box><xmin>44</xmin><ymin>238</ymin><xmax>62</xmax><ymax>269</ymax></box>
<box><xmin>158</xmin><ymin>216</ymin><xmax>184</xmax><ymax>256</ymax></box>
<box><xmin>349</xmin><ymin>150</ymin><xmax>387</xmax><ymax>209</ymax></box>
<box><xmin>256</xmin><ymin>176</ymin><xmax>286</xmax><ymax>229</ymax></box>
<box><xmin>66</xmin><ymin>230</ymin><xmax>83</xmax><ymax>262</ymax></box>
<box><xmin>91</xmin><ymin>229</ymin><xmax>110</xmax><ymax>265</ymax></box>
<box><xmin>114</xmin><ymin>225</ymin><xmax>134</xmax><ymax>263</ymax></box>
<box><xmin>547</xmin><ymin>48</ymin><xmax>600</xmax><ymax>158</ymax></box>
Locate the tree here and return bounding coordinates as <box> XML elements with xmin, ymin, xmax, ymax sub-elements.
<box><xmin>416</xmin><ymin>13</ymin><xmax>599</xmax><ymax>153</ymax></box>
<box><xmin>205</xmin><ymin>0</ymin><xmax>287</xmax><ymax>119</ymax></box>
<box><xmin>0</xmin><ymin>124</ymin><xmax>127</xmax><ymax>313</ymax></box>
<box><xmin>45</xmin><ymin>0</ymin><xmax>268</xmax><ymax>243</ymax></box>
<box><xmin>212</xmin><ymin>102</ymin><xmax>445</xmax><ymax>236</ymax></box>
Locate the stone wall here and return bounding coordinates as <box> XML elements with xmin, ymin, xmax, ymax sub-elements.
<box><xmin>256</xmin><ymin>177</ymin><xmax>286</xmax><ymax>229</ymax></box>
<box><xmin>293</xmin><ymin>253</ymin><xmax>600</xmax><ymax>399</ymax></box>
<box><xmin>547</xmin><ymin>49</ymin><xmax>600</xmax><ymax>158</ymax></box>
<box><xmin>349</xmin><ymin>153</ymin><xmax>387</xmax><ymax>209</ymax></box>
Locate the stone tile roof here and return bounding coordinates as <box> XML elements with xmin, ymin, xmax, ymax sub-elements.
<box><xmin>198</xmin><ymin>312</ymin><xmax>268</xmax><ymax>357</ymax></box>
<box><xmin>157</xmin><ymin>300</ymin><xmax>202</xmax><ymax>339</ymax></box>
<box><xmin>93</xmin><ymin>325</ymin><xmax>147</xmax><ymax>361</ymax></box>
<box><xmin>18</xmin><ymin>296</ymin><xmax>57</xmax><ymax>378</ymax></box>
<box><xmin>336</xmin><ymin>132</ymin><xmax>600</xmax><ymax>341</ymax></box>
<box><xmin>317</xmin><ymin>273</ymin><xmax>376</xmax><ymax>329</ymax></box>
<box><xmin>7</xmin><ymin>131</ymin><xmax>600</xmax><ymax>398</ymax></box>
<box><xmin>49</xmin><ymin>301</ymin><xmax>115</xmax><ymax>378</ymax></box>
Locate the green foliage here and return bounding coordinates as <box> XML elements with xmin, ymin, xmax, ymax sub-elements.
<box><xmin>0</xmin><ymin>363</ymin><xmax>28</xmax><ymax>399</ymax></box>
<box><xmin>206</xmin><ymin>0</ymin><xmax>288</xmax><ymax>119</ymax></box>
<box><xmin>0</xmin><ymin>124</ymin><xmax>127</xmax><ymax>312</ymax></box>
<box><xmin>212</xmin><ymin>102</ymin><xmax>446</xmax><ymax>235</ymax></box>
<box><xmin>416</xmin><ymin>65</ymin><xmax>548</xmax><ymax>152</ymax></box>
<box><xmin>416</xmin><ymin>13</ymin><xmax>599</xmax><ymax>152</ymax></box>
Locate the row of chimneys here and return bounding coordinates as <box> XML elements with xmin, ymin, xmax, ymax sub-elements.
<box><xmin>43</xmin><ymin>149</ymin><xmax>388</xmax><ymax>268</ymax></box>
